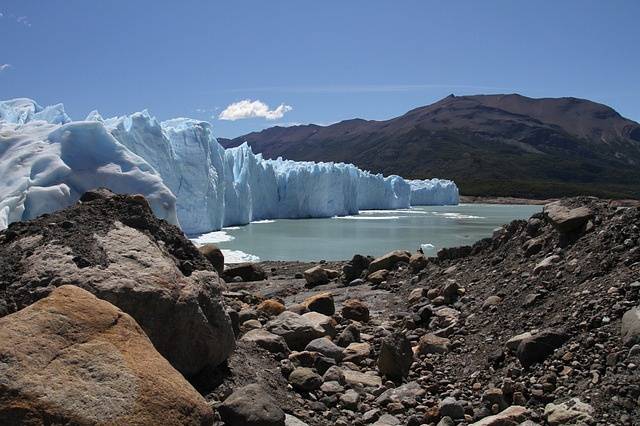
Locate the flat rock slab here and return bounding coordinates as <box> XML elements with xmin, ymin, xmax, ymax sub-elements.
<box><xmin>543</xmin><ymin>202</ymin><xmax>592</xmax><ymax>233</ymax></box>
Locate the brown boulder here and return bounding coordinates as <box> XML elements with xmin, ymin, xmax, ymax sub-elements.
<box><xmin>199</xmin><ymin>243</ymin><xmax>225</xmax><ymax>274</ymax></box>
<box><xmin>368</xmin><ymin>250</ymin><xmax>411</xmax><ymax>274</ymax></box>
<box><xmin>0</xmin><ymin>285</ymin><xmax>213</xmax><ymax>426</ymax></box>
<box><xmin>341</xmin><ymin>299</ymin><xmax>370</xmax><ymax>322</ymax></box>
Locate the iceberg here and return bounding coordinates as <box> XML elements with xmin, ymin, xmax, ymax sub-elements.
<box><xmin>0</xmin><ymin>98</ymin><xmax>459</xmax><ymax>234</ymax></box>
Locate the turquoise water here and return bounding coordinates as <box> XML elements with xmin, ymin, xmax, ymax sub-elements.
<box><xmin>191</xmin><ymin>204</ymin><xmax>541</xmax><ymax>262</ymax></box>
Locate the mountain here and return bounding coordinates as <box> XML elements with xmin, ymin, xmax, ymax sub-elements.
<box><xmin>219</xmin><ymin>94</ymin><xmax>640</xmax><ymax>199</ymax></box>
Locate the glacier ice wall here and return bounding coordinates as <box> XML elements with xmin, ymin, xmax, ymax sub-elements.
<box><xmin>409</xmin><ymin>179</ymin><xmax>459</xmax><ymax>205</ymax></box>
<box><xmin>0</xmin><ymin>98</ymin><xmax>459</xmax><ymax>233</ymax></box>
<box><xmin>0</xmin><ymin>99</ymin><xmax>179</xmax><ymax>230</ymax></box>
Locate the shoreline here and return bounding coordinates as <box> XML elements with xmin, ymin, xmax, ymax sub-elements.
<box><xmin>459</xmin><ymin>195</ymin><xmax>554</xmax><ymax>205</ymax></box>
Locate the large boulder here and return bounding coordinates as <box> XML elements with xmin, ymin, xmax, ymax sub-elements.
<box><xmin>0</xmin><ymin>191</ymin><xmax>234</xmax><ymax>377</ymax></box>
<box><xmin>0</xmin><ymin>285</ymin><xmax>213</xmax><ymax>425</ymax></box>
<box><xmin>265</xmin><ymin>311</ymin><xmax>326</xmax><ymax>351</ymax></box>
<box><xmin>218</xmin><ymin>383</ymin><xmax>285</xmax><ymax>426</ymax></box>
<box><xmin>543</xmin><ymin>202</ymin><xmax>593</xmax><ymax>233</ymax></box>
<box><xmin>368</xmin><ymin>250</ymin><xmax>411</xmax><ymax>274</ymax></box>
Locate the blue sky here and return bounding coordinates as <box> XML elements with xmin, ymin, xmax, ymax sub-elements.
<box><xmin>1</xmin><ymin>1</ymin><xmax>638</xmax><ymax>138</ymax></box>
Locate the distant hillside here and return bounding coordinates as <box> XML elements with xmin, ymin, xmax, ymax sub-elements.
<box><xmin>219</xmin><ymin>94</ymin><xmax>640</xmax><ymax>199</ymax></box>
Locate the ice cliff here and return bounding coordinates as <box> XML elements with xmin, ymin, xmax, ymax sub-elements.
<box><xmin>409</xmin><ymin>179</ymin><xmax>460</xmax><ymax>206</ymax></box>
<box><xmin>0</xmin><ymin>98</ymin><xmax>459</xmax><ymax>234</ymax></box>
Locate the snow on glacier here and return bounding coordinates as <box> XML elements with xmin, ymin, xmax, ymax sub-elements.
<box><xmin>0</xmin><ymin>98</ymin><xmax>459</xmax><ymax>233</ymax></box>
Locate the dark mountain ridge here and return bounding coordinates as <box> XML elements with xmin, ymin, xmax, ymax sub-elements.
<box><xmin>219</xmin><ymin>94</ymin><xmax>640</xmax><ymax>199</ymax></box>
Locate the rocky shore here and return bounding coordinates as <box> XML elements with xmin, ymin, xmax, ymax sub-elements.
<box><xmin>1</xmin><ymin>191</ymin><xmax>638</xmax><ymax>425</ymax></box>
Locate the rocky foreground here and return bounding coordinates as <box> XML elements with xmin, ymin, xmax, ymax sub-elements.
<box><xmin>0</xmin><ymin>192</ymin><xmax>639</xmax><ymax>425</ymax></box>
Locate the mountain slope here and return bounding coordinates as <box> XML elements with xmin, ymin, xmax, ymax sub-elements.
<box><xmin>219</xmin><ymin>94</ymin><xmax>640</xmax><ymax>199</ymax></box>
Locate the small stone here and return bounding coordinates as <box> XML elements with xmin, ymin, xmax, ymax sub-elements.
<box><xmin>342</xmin><ymin>342</ymin><xmax>371</xmax><ymax>363</ymax></box>
<box><xmin>416</xmin><ymin>334</ymin><xmax>451</xmax><ymax>355</ymax></box>
<box><xmin>303</xmin><ymin>292</ymin><xmax>335</xmax><ymax>316</ymax></box>
<box><xmin>439</xmin><ymin>397</ymin><xmax>464</xmax><ymax>419</ymax></box>
<box><xmin>288</xmin><ymin>367</ymin><xmax>322</xmax><ymax>391</ymax></box>
<box><xmin>305</xmin><ymin>337</ymin><xmax>343</xmax><ymax>361</ymax></box>
<box><xmin>340</xmin><ymin>389</ymin><xmax>360</xmax><ymax>410</ymax></box>
<box><xmin>219</xmin><ymin>383</ymin><xmax>285</xmax><ymax>426</ymax></box>
<box><xmin>257</xmin><ymin>299</ymin><xmax>286</xmax><ymax>316</ymax></box>
<box><xmin>377</xmin><ymin>332</ymin><xmax>414</xmax><ymax>379</ymax></box>
<box><xmin>303</xmin><ymin>266</ymin><xmax>330</xmax><ymax>287</ymax></box>
<box><xmin>341</xmin><ymin>299</ymin><xmax>370</xmax><ymax>322</ymax></box>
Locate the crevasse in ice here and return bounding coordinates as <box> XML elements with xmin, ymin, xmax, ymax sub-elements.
<box><xmin>0</xmin><ymin>98</ymin><xmax>459</xmax><ymax>233</ymax></box>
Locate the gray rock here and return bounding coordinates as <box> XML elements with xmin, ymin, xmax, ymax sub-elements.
<box><xmin>533</xmin><ymin>255</ymin><xmax>561</xmax><ymax>275</ymax></box>
<box><xmin>305</xmin><ymin>337</ymin><xmax>343</xmax><ymax>361</ymax></box>
<box><xmin>372</xmin><ymin>414</ymin><xmax>401</xmax><ymax>426</ymax></box>
<box><xmin>241</xmin><ymin>329</ymin><xmax>289</xmax><ymax>353</ymax></box>
<box><xmin>218</xmin><ymin>383</ymin><xmax>285</xmax><ymax>426</ymax></box>
<box><xmin>266</xmin><ymin>311</ymin><xmax>326</xmax><ymax>351</ymax></box>
<box><xmin>437</xmin><ymin>417</ymin><xmax>455</xmax><ymax>426</ymax></box>
<box><xmin>439</xmin><ymin>397</ymin><xmax>464</xmax><ymax>419</ymax></box>
<box><xmin>468</xmin><ymin>406</ymin><xmax>530</xmax><ymax>425</ymax></box>
<box><xmin>544</xmin><ymin>398</ymin><xmax>594</xmax><ymax>425</ymax></box>
<box><xmin>543</xmin><ymin>202</ymin><xmax>593</xmax><ymax>233</ymax></box>
<box><xmin>322</xmin><ymin>366</ymin><xmax>346</xmax><ymax>384</ymax></box>
<box><xmin>375</xmin><ymin>381</ymin><xmax>423</xmax><ymax>405</ymax></box>
<box><xmin>340</xmin><ymin>389</ymin><xmax>360</xmax><ymax>410</ymax></box>
<box><xmin>377</xmin><ymin>332</ymin><xmax>414</xmax><ymax>379</ymax></box>
<box><xmin>302</xmin><ymin>311</ymin><xmax>336</xmax><ymax>337</ymax></box>
<box><xmin>304</xmin><ymin>266</ymin><xmax>330</xmax><ymax>287</ymax></box>
<box><xmin>621</xmin><ymin>307</ymin><xmax>640</xmax><ymax>346</ymax></box>
<box><xmin>336</xmin><ymin>324</ymin><xmax>361</xmax><ymax>347</ymax></box>
<box><xmin>285</xmin><ymin>414</ymin><xmax>309</xmax><ymax>426</ymax></box>
<box><xmin>288</xmin><ymin>367</ymin><xmax>323</xmax><ymax>391</ymax></box>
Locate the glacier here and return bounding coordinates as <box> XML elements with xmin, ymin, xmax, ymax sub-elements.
<box><xmin>0</xmin><ymin>98</ymin><xmax>459</xmax><ymax>234</ymax></box>
<box><xmin>409</xmin><ymin>179</ymin><xmax>460</xmax><ymax>206</ymax></box>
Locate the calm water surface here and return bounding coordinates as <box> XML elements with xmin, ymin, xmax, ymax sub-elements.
<box><xmin>191</xmin><ymin>204</ymin><xmax>541</xmax><ymax>262</ymax></box>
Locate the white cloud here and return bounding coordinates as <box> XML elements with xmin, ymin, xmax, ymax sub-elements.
<box><xmin>218</xmin><ymin>99</ymin><xmax>292</xmax><ymax>121</ymax></box>
<box><xmin>16</xmin><ymin>16</ymin><xmax>31</xmax><ymax>27</ymax></box>
<box><xmin>0</xmin><ymin>64</ymin><xmax>11</xmax><ymax>72</ymax></box>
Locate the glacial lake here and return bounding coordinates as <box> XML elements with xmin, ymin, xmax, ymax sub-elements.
<box><xmin>191</xmin><ymin>204</ymin><xmax>541</xmax><ymax>263</ymax></box>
